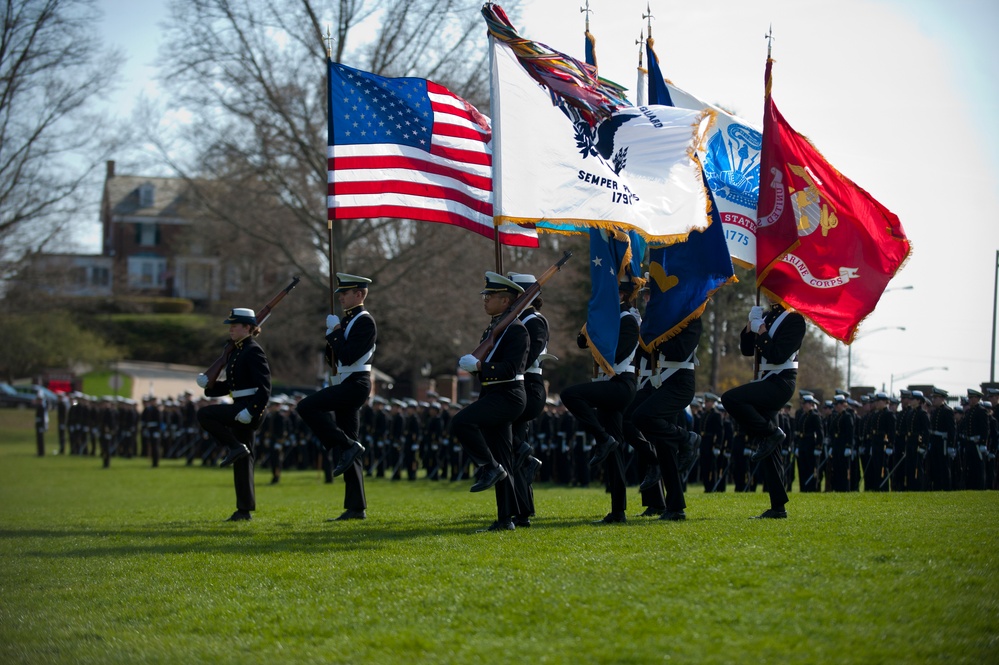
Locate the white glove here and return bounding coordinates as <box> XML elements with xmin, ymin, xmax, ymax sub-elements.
<box><xmin>979</xmin><ymin>445</ymin><xmax>988</xmax><ymax>455</ymax></box>
<box><xmin>885</xmin><ymin>447</ymin><xmax>894</xmax><ymax>456</ymax></box>
<box><xmin>814</xmin><ymin>448</ymin><xmax>822</xmax><ymax>456</ymax></box>
<box><xmin>844</xmin><ymin>448</ymin><xmax>852</xmax><ymax>457</ymax></box>
<box><xmin>650</xmin><ymin>373</ymin><xmax>663</xmax><ymax>389</ymax></box>
<box><xmin>748</xmin><ymin>306</ymin><xmax>764</xmax><ymax>322</ymax></box>
<box><xmin>458</xmin><ymin>354</ymin><xmax>479</xmax><ymax>373</ymax></box>
<box><xmin>235</xmin><ymin>409</ymin><xmax>252</xmax><ymax>424</ymax></box>
<box><xmin>743</xmin><ymin>448</ymin><xmax>753</xmax><ymax>456</ymax></box>
<box><xmin>749</xmin><ymin>318</ymin><xmax>765</xmax><ymax>334</ymax></box>
<box><xmin>947</xmin><ymin>447</ymin><xmax>956</xmax><ymax>458</ymax></box>
<box><xmin>196</xmin><ymin>374</ymin><xmax>209</xmax><ymax>389</ymax></box>
<box><xmin>712</xmin><ymin>447</ymin><xmax>720</xmax><ymax>457</ymax></box>
<box><xmin>326</xmin><ymin>314</ymin><xmax>340</xmax><ymax>335</ymax></box>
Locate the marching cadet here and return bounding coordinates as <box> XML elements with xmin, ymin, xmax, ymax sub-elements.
<box><xmin>507</xmin><ymin>272</ymin><xmax>551</xmax><ymax>526</ymax></box>
<box><xmin>449</xmin><ymin>271</ymin><xmax>529</xmax><ymax>531</ymax></box>
<box><xmin>296</xmin><ymin>274</ymin><xmax>376</xmax><ymax>521</ymax></box>
<box><xmin>561</xmin><ymin>278</ymin><xmax>641</xmax><ymax>524</ymax></box>
<box><xmin>98</xmin><ymin>396</ymin><xmax>117</xmax><ymax>468</ymax></box>
<box><xmin>959</xmin><ymin>389</ymin><xmax>989</xmax><ymax>490</ymax></box>
<box><xmin>196</xmin><ymin>307</ymin><xmax>272</xmax><ymax>522</ymax></box>
<box><xmin>624</xmin><ymin>342</ymin><xmax>667</xmax><ymax>517</ymax></box>
<box><xmin>699</xmin><ymin>393</ymin><xmax>724</xmax><ymax>493</ymax></box>
<box><xmin>34</xmin><ymin>390</ymin><xmax>49</xmax><ymax>457</ymax></box>
<box><xmin>629</xmin><ymin>313</ymin><xmax>702</xmax><ymax>521</ymax></box>
<box><xmin>721</xmin><ymin>300</ymin><xmax>806</xmax><ymax>519</ymax></box>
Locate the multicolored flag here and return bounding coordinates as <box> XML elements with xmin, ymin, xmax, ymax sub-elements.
<box><xmin>640</xmin><ymin>38</ymin><xmax>735</xmax><ymax>349</ymax></box>
<box><xmin>485</xmin><ymin>8</ymin><xmax>712</xmax><ymax>243</ymax></box>
<box><xmin>327</xmin><ymin>60</ymin><xmax>538</xmax><ymax>248</ymax></box>
<box><xmin>756</xmin><ymin>58</ymin><xmax>911</xmax><ymax>343</ymax></box>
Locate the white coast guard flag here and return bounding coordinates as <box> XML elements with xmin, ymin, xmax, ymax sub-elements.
<box><xmin>489</xmin><ymin>38</ymin><xmax>712</xmax><ymax>242</ymax></box>
<box><xmin>664</xmin><ymin>82</ymin><xmax>762</xmax><ymax>267</ymax></box>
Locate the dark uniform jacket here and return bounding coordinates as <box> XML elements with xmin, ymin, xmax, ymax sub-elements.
<box><xmin>205</xmin><ymin>336</ymin><xmax>271</xmax><ymax>427</ymax></box>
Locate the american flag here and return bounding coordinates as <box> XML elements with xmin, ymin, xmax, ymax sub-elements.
<box><xmin>327</xmin><ymin>61</ymin><xmax>538</xmax><ymax>247</ymax></box>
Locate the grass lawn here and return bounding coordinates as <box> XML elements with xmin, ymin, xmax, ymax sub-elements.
<box><xmin>0</xmin><ymin>409</ymin><xmax>996</xmax><ymax>664</ymax></box>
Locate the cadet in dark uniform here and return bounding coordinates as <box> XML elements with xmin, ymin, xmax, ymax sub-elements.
<box><xmin>959</xmin><ymin>389</ymin><xmax>989</xmax><ymax>490</ymax></box>
<box><xmin>34</xmin><ymin>391</ymin><xmax>48</xmax><ymax>457</ymax></box>
<box><xmin>631</xmin><ymin>317</ymin><xmax>702</xmax><ymax>521</ymax></box>
<box><xmin>449</xmin><ymin>272</ymin><xmax>529</xmax><ymax>531</ymax></box>
<box><xmin>865</xmin><ymin>392</ymin><xmax>894</xmax><ymax>491</ymax></box>
<box><xmin>297</xmin><ymin>274</ymin><xmax>376</xmax><ymax>521</ymax></box>
<box><xmin>699</xmin><ymin>393</ymin><xmax>724</xmax><ymax>492</ymax></box>
<box><xmin>561</xmin><ymin>280</ymin><xmax>641</xmax><ymax>524</ymax></box>
<box><xmin>721</xmin><ymin>301</ymin><xmax>805</xmax><ymax>518</ymax></box>
<box><xmin>926</xmin><ymin>388</ymin><xmax>954</xmax><ymax>491</ymax></box>
<box><xmin>799</xmin><ymin>394</ymin><xmax>824</xmax><ymax>491</ymax></box>
<box><xmin>828</xmin><ymin>395</ymin><xmax>854</xmax><ymax>491</ymax></box>
<box><xmin>196</xmin><ymin>307</ymin><xmax>272</xmax><ymax>521</ymax></box>
<box><xmin>904</xmin><ymin>390</ymin><xmax>930</xmax><ymax>490</ymax></box>
<box><xmin>507</xmin><ymin>272</ymin><xmax>551</xmax><ymax>526</ymax></box>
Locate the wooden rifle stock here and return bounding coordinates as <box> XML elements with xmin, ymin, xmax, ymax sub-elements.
<box><xmin>471</xmin><ymin>251</ymin><xmax>572</xmax><ymax>361</ymax></box>
<box><xmin>204</xmin><ymin>276</ymin><xmax>301</xmax><ymax>388</ymax></box>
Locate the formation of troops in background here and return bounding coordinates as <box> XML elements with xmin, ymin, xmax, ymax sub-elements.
<box><xmin>34</xmin><ymin>382</ymin><xmax>999</xmax><ymax>493</ymax></box>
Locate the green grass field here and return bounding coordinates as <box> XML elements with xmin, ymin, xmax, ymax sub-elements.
<box><xmin>1</xmin><ymin>409</ymin><xmax>996</xmax><ymax>664</ymax></box>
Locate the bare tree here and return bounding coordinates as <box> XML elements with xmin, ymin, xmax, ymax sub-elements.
<box><xmin>0</xmin><ymin>0</ymin><xmax>123</xmax><ymax>269</ymax></box>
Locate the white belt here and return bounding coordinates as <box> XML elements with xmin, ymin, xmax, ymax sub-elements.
<box><xmin>760</xmin><ymin>360</ymin><xmax>799</xmax><ymax>371</ymax></box>
<box><xmin>526</xmin><ymin>367</ymin><xmax>543</xmax><ymax>375</ymax></box>
<box><xmin>231</xmin><ymin>388</ymin><xmax>258</xmax><ymax>398</ymax></box>
<box><xmin>660</xmin><ymin>360</ymin><xmax>696</xmax><ymax>371</ymax></box>
<box><xmin>482</xmin><ymin>374</ymin><xmax>525</xmax><ymax>386</ymax></box>
<box><xmin>337</xmin><ymin>362</ymin><xmax>372</xmax><ymax>375</ymax></box>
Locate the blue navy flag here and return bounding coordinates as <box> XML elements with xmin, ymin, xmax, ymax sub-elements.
<box><xmin>327</xmin><ymin>60</ymin><xmax>538</xmax><ymax>247</ymax></box>
<box><xmin>640</xmin><ymin>38</ymin><xmax>735</xmax><ymax>350</ymax></box>
<box><xmin>583</xmin><ymin>228</ymin><xmax>642</xmax><ymax>376</ymax></box>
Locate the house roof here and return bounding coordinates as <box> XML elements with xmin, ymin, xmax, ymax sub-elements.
<box><xmin>105</xmin><ymin>174</ymin><xmax>194</xmax><ymax>221</ymax></box>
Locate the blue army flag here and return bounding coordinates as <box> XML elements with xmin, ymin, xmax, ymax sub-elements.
<box><xmin>583</xmin><ymin>228</ymin><xmax>643</xmax><ymax>376</ymax></box>
<box><xmin>640</xmin><ymin>37</ymin><xmax>735</xmax><ymax>349</ymax></box>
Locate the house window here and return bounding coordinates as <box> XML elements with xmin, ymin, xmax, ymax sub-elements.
<box><xmin>127</xmin><ymin>256</ymin><xmax>167</xmax><ymax>288</ymax></box>
<box><xmin>135</xmin><ymin>222</ymin><xmax>159</xmax><ymax>247</ymax></box>
<box><xmin>91</xmin><ymin>266</ymin><xmax>110</xmax><ymax>286</ymax></box>
<box><xmin>139</xmin><ymin>183</ymin><xmax>155</xmax><ymax>207</ymax></box>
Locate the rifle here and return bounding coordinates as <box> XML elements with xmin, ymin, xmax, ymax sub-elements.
<box><xmin>471</xmin><ymin>251</ymin><xmax>572</xmax><ymax>361</ymax></box>
<box><xmin>203</xmin><ymin>276</ymin><xmax>301</xmax><ymax>388</ymax></box>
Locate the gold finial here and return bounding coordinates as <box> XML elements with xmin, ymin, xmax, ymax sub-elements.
<box><xmin>643</xmin><ymin>2</ymin><xmax>655</xmax><ymax>39</ymax></box>
<box><xmin>325</xmin><ymin>23</ymin><xmax>333</xmax><ymax>59</ymax></box>
<box><xmin>636</xmin><ymin>29</ymin><xmax>644</xmax><ymax>68</ymax></box>
<box><xmin>580</xmin><ymin>0</ymin><xmax>592</xmax><ymax>32</ymax></box>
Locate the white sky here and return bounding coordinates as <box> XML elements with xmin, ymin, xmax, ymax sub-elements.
<box><xmin>93</xmin><ymin>0</ymin><xmax>999</xmax><ymax>395</ymax></box>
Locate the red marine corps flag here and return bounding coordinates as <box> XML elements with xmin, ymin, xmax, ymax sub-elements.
<box><xmin>755</xmin><ymin>56</ymin><xmax>911</xmax><ymax>343</ymax></box>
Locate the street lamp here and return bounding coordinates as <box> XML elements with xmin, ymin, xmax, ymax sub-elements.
<box><xmin>890</xmin><ymin>366</ymin><xmax>949</xmax><ymax>394</ymax></box>
<box><xmin>847</xmin><ymin>325</ymin><xmax>906</xmax><ymax>389</ymax></box>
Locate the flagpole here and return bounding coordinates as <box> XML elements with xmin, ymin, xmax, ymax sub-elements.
<box><xmin>754</xmin><ymin>26</ymin><xmax>774</xmax><ymax>380</ymax></box>
<box><xmin>326</xmin><ymin>26</ymin><xmax>338</xmax><ymax>314</ymax></box>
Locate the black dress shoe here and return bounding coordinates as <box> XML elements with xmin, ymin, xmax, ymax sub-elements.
<box><xmin>477</xmin><ymin>519</ymin><xmax>515</xmax><ymax>532</ymax></box>
<box><xmin>750</xmin><ymin>428</ymin><xmax>786</xmax><ymax>462</ymax></box>
<box><xmin>219</xmin><ymin>444</ymin><xmax>250</xmax><ymax>467</ymax></box>
<box><xmin>470</xmin><ymin>464</ymin><xmax>508</xmax><ymax>492</ymax></box>
<box><xmin>332</xmin><ymin>440</ymin><xmax>365</xmax><ymax>477</ymax></box>
<box><xmin>637</xmin><ymin>506</ymin><xmax>664</xmax><ymax>517</ymax></box>
<box><xmin>513</xmin><ymin>516</ymin><xmax>531</xmax><ymax>527</ymax></box>
<box><xmin>588</xmin><ymin>436</ymin><xmax>619</xmax><ymax>467</ymax></box>
<box><xmin>269</xmin><ymin>476</ymin><xmax>280</xmax><ymax>485</ymax></box>
<box><xmin>522</xmin><ymin>456</ymin><xmax>542</xmax><ymax>480</ymax></box>
<box><xmin>593</xmin><ymin>511</ymin><xmax>627</xmax><ymax>524</ymax></box>
<box><xmin>639</xmin><ymin>466</ymin><xmax>662</xmax><ymax>492</ymax></box>
<box><xmin>752</xmin><ymin>508</ymin><xmax>788</xmax><ymax>519</ymax></box>
<box><xmin>225</xmin><ymin>510</ymin><xmax>252</xmax><ymax>522</ymax></box>
<box><xmin>678</xmin><ymin>433</ymin><xmax>700</xmax><ymax>477</ymax></box>
<box><xmin>659</xmin><ymin>510</ymin><xmax>687</xmax><ymax>521</ymax></box>
<box><xmin>328</xmin><ymin>509</ymin><xmax>366</xmax><ymax>522</ymax></box>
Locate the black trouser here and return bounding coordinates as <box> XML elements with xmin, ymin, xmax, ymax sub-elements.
<box><xmin>721</xmin><ymin>374</ymin><xmax>793</xmax><ymax>510</ymax></box>
<box><xmin>512</xmin><ymin>376</ymin><xmax>546</xmax><ymax>519</ymax></box>
<box><xmin>296</xmin><ymin>373</ymin><xmax>370</xmax><ymax>511</ymax></box>
<box><xmin>797</xmin><ymin>447</ymin><xmax>817</xmax><ymax>492</ymax></box>
<box><xmin>561</xmin><ymin>373</ymin><xmax>637</xmax><ymax>513</ymax></box>
<box><xmin>449</xmin><ymin>382</ymin><xmax>526</xmax><ymax>521</ymax></box>
<box><xmin>630</xmin><ymin>371</ymin><xmax>695</xmax><ymax>513</ymax></box>
<box><xmin>623</xmin><ymin>386</ymin><xmax>666</xmax><ymax>511</ymax></box>
<box><xmin>197</xmin><ymin>403</ymin><xmax>257</xmax><ymax>513</ymax></box>
<box><xmin>830</xmin><ymin>444</ymin><xmax>850</xmax><ymax>491</ymax></box>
